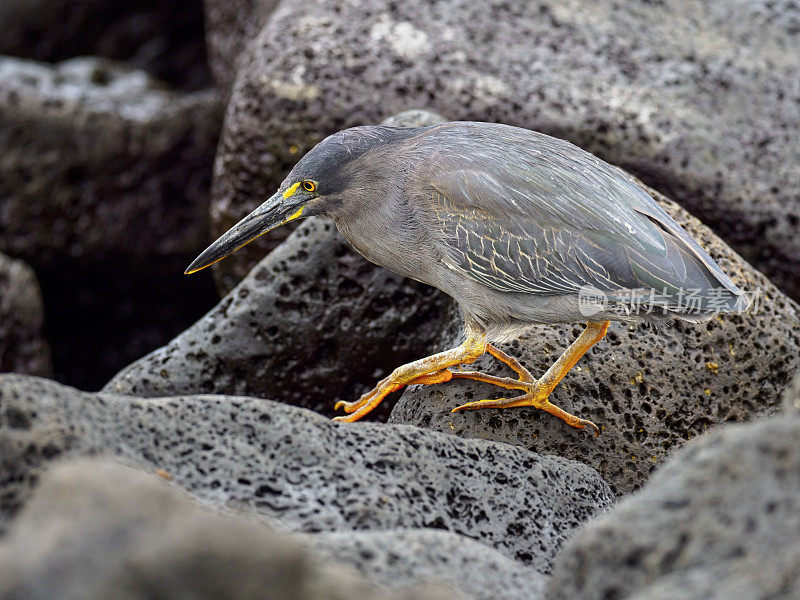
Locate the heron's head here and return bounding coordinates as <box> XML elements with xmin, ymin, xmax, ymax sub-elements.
<box><xmin>184</xmin><ymin>125</ymin><xmax>421</xmax><ymax>275</ymax></box>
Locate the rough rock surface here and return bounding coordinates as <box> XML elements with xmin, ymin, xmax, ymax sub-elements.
<box><xmin>0</xmin><ymin>458</ymin><xmax>456</xmax><ymax>600</ymax></box>
<box><xmin>105</xmin><ymin>217</ymin><xmax>454</xmax><ymax>417</ymax></box>
<box><xmin>305</xmin><ymin>529</ymin><xmax>547</xmax><ymax>600</ymax></box>
<box><xmin>783</xmin><ymin>369</ymin><xmax>800</xmax><ymax>414</ymax></box>
<box><xmin>0</xmin><ymin>374</ymin><xmax>614</xmax><ymax>573</ymax></box>
<box><xmin>0</xmin><ymin>56</ymin><xmax>221</xmax><ymax>388</ymax></box>
<box><xmin>390</xmin><ymin>184</ymin><xmax>800</xmax><ymax>495</ymax></box>
<box><xmin>0</xmin><ymin>56</ymin><xmax>219</xmax><ymax>266</ymax></box>
<box><xmin>212</xmin><ymin>0</ymin><xmax>800</xmax><ymax>300</ymax></box>
<box><xmin>0</xmin><ymin>253</ymin><xmax>51</xmax><ymax>377</ymax></box>
<box><xmin>106</xmin><ymin>110</ymin><xmax>451</xmax><ymax>415</ymax></box>
<box><xmin>548</xmin><ymin>412</ymin><xmax>800</xmax><ymax>600</ymax></box>
<box><xmin>0</xmin><ymin>0</ymin><xmax>210</xmax><ymax>89</ymax></box>
<box><xmin>203</xmin><ymin>0</ymin><xmax>281</xmax><ymax>96</ymax></box>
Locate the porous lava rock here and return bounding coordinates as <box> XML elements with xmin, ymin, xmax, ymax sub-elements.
<box><xmin>0</xmin><ymin>253</ymin><xmax>51</xmax><ymax>377</ymax></box>
<box><xmin>548</xmin><ymin>410</ymin><xmax>800</xmax><ymax>600</ymax></box>
<box><xmin>0</xmin><ymin>458</ymin><xmax>456</xmax><ymax>600</ymax></box>
<box><xmin>0</xmin><ymin>0</ymin><xmax>210</xmax><ymax>89</ymax></box>
<box><xmin>203</xmin><ymin>0</ymin><xmax>281</xmax><ymax>96</ymax></box>
<box><xmin>304</xmin><ymin>529</ymin><xmax>547</xmax><ymax>600</ymax></box>
<box><xmin>0</xmin><ymin>374</ymin><xmax>613</xmax><ymax>573</ymax></box>
<box><xmin>0</xmin><ymin>56</ymin><xmax>219</xmax><ymax>267</ymax></box>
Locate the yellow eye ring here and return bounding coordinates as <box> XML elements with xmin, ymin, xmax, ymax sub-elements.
<box><xmin>302</xmin><ymin>181</ymin><xmax>316</xmax><ymax>192</ymax></box>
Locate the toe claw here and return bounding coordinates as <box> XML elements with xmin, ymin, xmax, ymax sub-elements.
<box><xmin>334</xmin><ymin>400</ymin><xmax>348</xmax><ymax>411</ymax></box>
<box><xmin>580</xmin><ymin>419</ymin><xmax>601</xmax><ymax>437</ymax></box>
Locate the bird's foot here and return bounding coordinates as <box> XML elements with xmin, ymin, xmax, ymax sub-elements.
<box><xmin>332</xmin><ymin>334</ymin><xmax>488</xmax><ymax>423</ymax></box>
<box><xmin>333</xmin><ymin>369</ymin><xmax>454</xmax><ymax>423</ymax></box>
<box><xmin>332</xmin><ymin>378</ymin><xmax>400</xmax><ymax>422</ymax></box>
<box><xmin>451</xmin><ymin>385</ymin><xmax>600</xmax><ymax>437</ymax></box>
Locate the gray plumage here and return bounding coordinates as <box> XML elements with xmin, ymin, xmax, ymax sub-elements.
<box><xmin>282</xmin><ymin>122</ymin><xmax>746</xmax><ymax>341</ymax></box>
<box><xmin>183</xmin><ymin>120</ymin><xmax>750</xmax><ymax>429</ymax></box>
<box><xmin>189</xmin><ymin>121</ymin><xmax>748</xmax><ymax>343</ymax></box>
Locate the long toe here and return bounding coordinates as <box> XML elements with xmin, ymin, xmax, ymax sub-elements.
<box><xmin>449</xmin><ymin>370</ymin><xmax>528</xmax><ymax>390</ymax></box>
<box><xmin>333</xmin><ymin>399</ymin><xmax>364</xmax><ymax>414</ymax></box>
<box><xmin>536</xmin><ymin>398</ymin><xmax>602</xmax><ymax>436</ymax></box>
<box><xmin>332</xmin><ymin>381</ymin><xmax>404</xmax><ymax>422</ymax></box>
<box><xmin>486</xmin><ymin>344</ymin><xmax>537</xmax><ymax>383</ymax></box>
<box><xmin>450</xmin><ymin>390</ymin><xmax>602</xmax><ymax>437</ymax></box>
<box><xmin>332</xmin><ymin>413</ymin><xmax>361</xmax><ymax>423</ymax></box>
<box><xmin>451</xmin><ymin>394</ymin><xmax>531</xmax><ymax>412</ymax></box>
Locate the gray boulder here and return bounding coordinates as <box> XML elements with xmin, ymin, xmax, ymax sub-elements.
<box><xmin>784</xmin><ymin>370</ymin><xmax>800</xmax><ymax>414</ymax></box>
<box><xmin>0</xmin><ymin>374</ymin><xmax>614</xmax><ymax>572</ymax></box>
<box><xmin>203</xmin><ymin>0</ymin><xmax>281</xmax><ymax>96</ymax></box>
<box><xmin>547</xmin><ymin>411</ymin><xmax>800</xmax><ymax>600</ymax></box>
<box><xmin>0</xmin><ymin>56</ymin><xmax>219</xmax><ymax>266</ymax></box>
<box><xmin>304</xmin><ymin>529</ymin><xmax>547</xmax><ymax>600</ymax></box>
<box><xmin>0</xmin><ymin>458</ymin><xmax>455</xmax><ymax>600</ymax></box>
<box><xmin>0</xmin><ymin>253</ymin><xmax>51</xmax><ymax>377</ymax></box>
<box><xmin>390</xmin><ymin>184</ymin><xmax>800</xmax><ymax>495</ymax></box>
<box><xmin>0</xmin><ymin>0</ymin><xmax>210</xmax><ymax>89</ymax></box>
<box><xmin>0</xmin><ymin>56</ymin><xmax>221</xmax><ymax>389</ymax></box>
<box><xmin>210</xmin><ymin>0</ymin><xmax>800</xmax><ymax>300</ymax></box>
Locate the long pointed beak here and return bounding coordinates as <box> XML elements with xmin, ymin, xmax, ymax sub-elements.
<box><xmin>184</xmin><ymin>192</ymin><xmax>305</xmax><ymax>275</ymax></box>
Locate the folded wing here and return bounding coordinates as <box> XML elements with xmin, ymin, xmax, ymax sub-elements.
<box><xmin>422</xmin><ymin>127</ymin><xmax>742</xmax><ymax>309</ymax></box>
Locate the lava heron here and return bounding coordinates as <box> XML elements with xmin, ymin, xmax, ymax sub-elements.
<box><xmin>186</xmin><ymin>122</ymin><xmax>748</xmax><ymax>435</ymax></box>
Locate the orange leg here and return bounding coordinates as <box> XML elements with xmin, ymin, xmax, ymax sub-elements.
<box><xmin>332</xmin><ymin>334</ymin><xmax>487</xmax><ymax>422</ymax></box>
<box><xmin>486</xmin><ymin>344</ymin><xmax>536</xmax><ymax>382</ymax></box>
<box><xmin>451</xmin><ymin>321</ymin><xmax>610</xmax><ymax>436</ymax></box>
<box><xmin>407</xmin><ymin>370</ymin><xmax>454</xmax><ymax>385</ymax></box>
<box><xmin>333</xmin><ymin>322</ymin><xmax>608</xmax><ymax>435</ymax></box>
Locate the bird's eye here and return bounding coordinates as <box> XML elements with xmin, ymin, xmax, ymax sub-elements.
<box><xmin>302</xmin><ymin>181</ymin><xmax>316</xmax><ymax>192</ymax></box>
